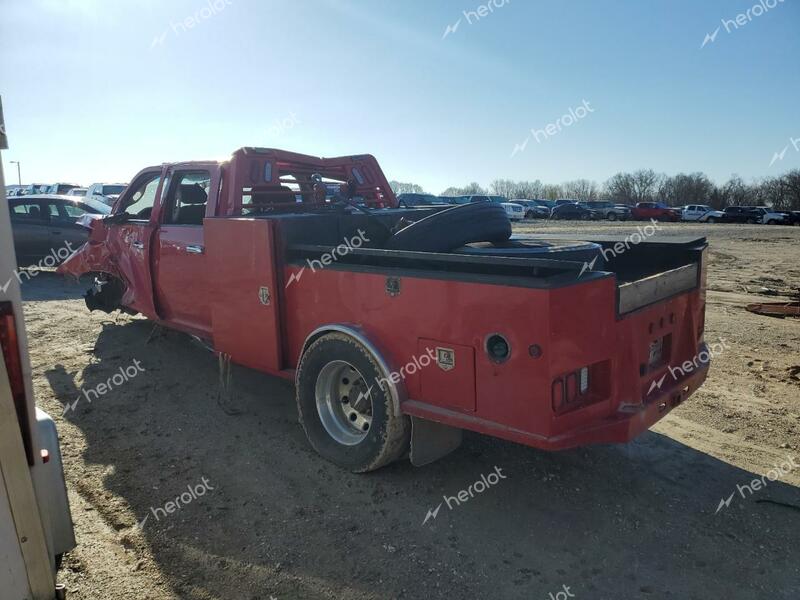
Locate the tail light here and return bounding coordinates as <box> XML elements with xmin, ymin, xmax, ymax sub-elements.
<box><xmin>551</xmin><ymin>360</ymin><xmax>611</xmax><ymax>415</ymax></box>
<box><xmin>0</xmin><ymin>302</ymin><xmax>33</xmax><ymax>464</ymax></box>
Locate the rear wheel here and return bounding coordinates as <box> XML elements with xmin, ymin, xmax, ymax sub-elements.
<box><xmin>606</xmin><ymin>212</ymin><xmax>617</xmax><ymax>221</ymax></box>
<box><xmin>767</xmin><ymin>219</ymin><xmax>777</xmax><ymax>225</ymax></box>
<box><xmin>707</xmin><ymin>217</ymin><xmax>717</xmax><ymax>223</ymax></box>
<box><xmin>296</xmin><ymin>333</ymin><xmax>410</xmax><ymax>472</ymax></box>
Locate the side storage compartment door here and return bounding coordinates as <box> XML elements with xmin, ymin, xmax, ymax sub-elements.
<box><xmin>204</xmin><ymin>218</ymin><xmax>283</xmax><ymax>372</ymax></box>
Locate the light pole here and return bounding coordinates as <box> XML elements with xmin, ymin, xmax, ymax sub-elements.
<box><xmin>9</xmin><ymin>160</ymin><xmax>20</xmax><ymax>186</ymax></box>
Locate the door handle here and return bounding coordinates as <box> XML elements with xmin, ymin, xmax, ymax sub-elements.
<box><xmin>132</xmin><ymin>241</ymin><xmax>144</xmax><ymax>250</ymax></box>
<box><xmin>185</xmin><ymin>245</ymin><xmax>204</xmax><ymax>254</ymax></box>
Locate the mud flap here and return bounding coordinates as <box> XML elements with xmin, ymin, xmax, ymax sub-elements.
<box><xmin>409</xmin><ymin>416</ymin><xmax>463</xmax><ymax>467</ymax></box>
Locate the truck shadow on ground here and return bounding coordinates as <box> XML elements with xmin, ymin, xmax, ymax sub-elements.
<box><xmin>46</xmin><ymin>320</ymin><xmax>800</xmax><ymax>600</ymax></box>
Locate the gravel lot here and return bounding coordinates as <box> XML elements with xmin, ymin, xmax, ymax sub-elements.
<box><xmin>22</xmin><ymin>221</ymin><xmax>800</xmax><ymax>600</ymax></box>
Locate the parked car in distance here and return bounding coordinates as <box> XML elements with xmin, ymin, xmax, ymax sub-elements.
<box><xmin>551</xmin><ymin>202</ymin><xmax>596</xmax><ymax>220</ymax></box>
<box><xmin>510</xmin><ymin>199</ymin><xmax>549</xmax><ymax>219</ymax></box>
<box><xmin>86</xmin><ymin>182</ymin><xmax>127</xmax><ymax>206</ymax></box>
<box><xmin>442</xmin><ymin>195</ymin><xmax>484</xmax><ymax>205</ymax></box>
<box><xmin>778</xmin><ymin>211</ymin><xmax>800</xmax><ymax>226</ymax></box>
<box><xmin>533</xmin><ymin>199</ymin><xmax>556</xmax><ymax>210</ymax></box>
<box><xmin>23</xmin><ymin>183</ymin><xmax>50</xmax><ymax>195</ymax></box>
<box><xmin>66</xmin><ymin>187</ymin><xmax>88</xmax><ymax>197</ymax></box>
<box><xmin>581</xmin><ymin>201</ymin><xmax>630</xmax><ymax>221</ymax></box>
<box><xmin>719</xmin><ymin>206</ymin><xmax>758</xmax><ymax>224</ymax></box>
<box><xmin>555</xmin><ymin>199</ymin><xmax>578</xmax><ymax>206</ymax></box>
<box><xmin>746</xmin><ymin>206</ymin><xmax>786</xmax><ymax>225</ymax></box>
<box><xmin>682</xmin><ymin>205</ymin><xmax>723</xmax><ymax>223</ymax></box>
<box><xmin>500</xmin><ymin>201</ymin><xmax>525</xmax><ymax>221</ymax></box>
<box><xmin>396</xmin><ymin>193</ymin><xmax>448</xmax><ymax>207</ymax></box>
<box><xmin>8</xmin><ymin>194</ymin><xmax>111</xmax><ymax>266</ymax></box>
<box><xmin>631</xmin><ymin>202</ymin><xmax>680</xmax><ymax>222</ymax></box>
<box><xmin>45</xmin><ymin>183</ymin><xmax>80</xmax><ymax>195</ymax></box>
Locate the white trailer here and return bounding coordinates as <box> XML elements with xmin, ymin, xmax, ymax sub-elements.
<box><xmin>0</xmin><ymin>97</ymin><xmax>75</xmax><ymax>599</ymax></box>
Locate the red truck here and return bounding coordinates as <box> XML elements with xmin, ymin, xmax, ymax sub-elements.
<box><xmin>59</xmin><ymin>147</ymin><xmax>710</xmax><ymax>472</ymax></box>
<box><xmin>631</xmin><ymin>202</ymin><xmax>681</xmax><ymax>222</ymax></box>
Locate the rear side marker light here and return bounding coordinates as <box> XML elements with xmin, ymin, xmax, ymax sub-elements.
<box><xmin>579</xmin><ymin>367</ymin><xmax>589</xmax><ymax>394</ymax></box>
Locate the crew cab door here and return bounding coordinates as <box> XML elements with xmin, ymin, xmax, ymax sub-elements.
<box><xmin>151</xmin><ymin>166</ymin><xmax>216</xmax><ymax>337</ymax></box>
<box><xmin>105</xmin><ymin>170</ymin><xmax>163</xmax><ymax>317</ymax></box>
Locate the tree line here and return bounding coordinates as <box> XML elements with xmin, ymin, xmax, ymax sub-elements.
<box><xmin>390</xmin><ymin>169</ymin><xmax>800</xmax><ymax>211</ymax></box>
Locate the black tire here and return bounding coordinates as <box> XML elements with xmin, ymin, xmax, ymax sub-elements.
<box><xmin>456</xmin><ymin>239</ymin><xmax>604</xmax><ymax>267</ymax></box>
<box><xmin>707</xmin><ymin>217</ymin><xmax>717</xmax><ymax>223</ymax></box>
<box><xmin>296</xmin><ymin>333</ymin><xmax>410</xmax><ymax>472</ymax></box>
<box><xmin>767</xmin><ymin>219</ymin><xmax>776</xmax><ymax>225</ymax></box>
<box><xmin>385</xmin><ymin>202</ymin><xmax>511</xmax><ymax>253</ymax></box>
<box><xmin>746</xmin><ymin>218</ymin><xmax>756</xmax><ymax>224</ymax></box>
<box><xmin>607</xmin><ymin>212</ymin><xmax>617</xmax><ymax>221</ymax></box>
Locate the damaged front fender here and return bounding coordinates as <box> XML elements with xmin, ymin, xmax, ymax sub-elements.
<box><xmin>57</xmin><ymin>220</ymin><xmax>130</xmax><ymax>313</ymax></box>
<box><xmin>56</xmin><ymin>219</ymin><xmax>120</xmax><ymax>281</ymax></box>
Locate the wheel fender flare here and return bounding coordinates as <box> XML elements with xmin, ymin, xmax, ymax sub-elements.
<box><xmin>298</xmin><ymin>324</ymin><xmax>405</xmax><ymax>416</ymax></box>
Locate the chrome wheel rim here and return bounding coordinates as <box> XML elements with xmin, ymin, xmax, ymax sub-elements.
<box><xmin>315</xmin><ymin>360</ymin><xmax>373</xmax><ymax>446</ymax></box>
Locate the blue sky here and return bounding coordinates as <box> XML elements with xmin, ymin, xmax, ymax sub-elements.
<box><xmin>1</xmin><ymin>0</ymin><xmax>798</xmax><ymax>194</ymax></box>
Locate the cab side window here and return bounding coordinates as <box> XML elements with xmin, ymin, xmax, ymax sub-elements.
<box><xmin>120</xmin><ymin>174</ymin><xmax>162</xmax><ymax>220</ymax></box>
<box><xmin>163</xmin><ymin>171</ymin><xmax>210</xmax><ymax>225</ymax></box>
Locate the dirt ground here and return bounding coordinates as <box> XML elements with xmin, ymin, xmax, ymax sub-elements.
<box><xmin>22</xmin><ymin>221</ymin><xmax>800</xmax><ymax>600</ymax></box>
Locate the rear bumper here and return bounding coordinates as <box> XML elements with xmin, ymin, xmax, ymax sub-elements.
<box><xmin>546</xmin><ymin>360</ymin><xmax>709</xmax><ymax>450</ymax></box>
<box><xmin>403</xmin><ymin>358</ymin><xmax>709</xmax><ymax>452</ymax></box>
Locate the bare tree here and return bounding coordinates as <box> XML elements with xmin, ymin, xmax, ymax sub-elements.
<box><xmin>658</xmin><ymin>172</ymin><xmax>714</xmax><ymax>207</ymax></box>
<box><xmin>489</xmin><ymin>179</ymin><xmax>517</xmax><ymax>199</ymax></box>
<box><xmin>389</xmin><ymin>180</ymin><xmax>425</xmax><ymax>194</ymax></box>
<box><xmin>440</xmin><ymin>182</ymin><xmax>487</xmax><ymax>196</ymax></box>
<box><xmin>515</xmin><ymin>180</ymin><xmax>544</xmax><ymax>199</ymax></box>
<box><xmin>603</xmin><ymin>172</ymin><xmax>636</xmax><ymax>203</ymax></box>
<box><xmin>541</xmin><ymin>184</ymin><xmax>563</xmax><ymax>200</ymax></box>
<box><xmin>490</xmin><ymin>179</ymin><xmax>544</xmax><ymax>199</ymax></box>
<box><xmin>561</xmin><ymin>179</ymin><xmax>599</xmax><ymax>201</ymax></box>
<box><xmin>604</xmin><ymin>170</ymin><xmax>663</xmax><ymax>203</ymax></box>
<box><xmin>719</xmin><ymin>175</ymin><xmax>751</xmax><ymax>206</ymax></box>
